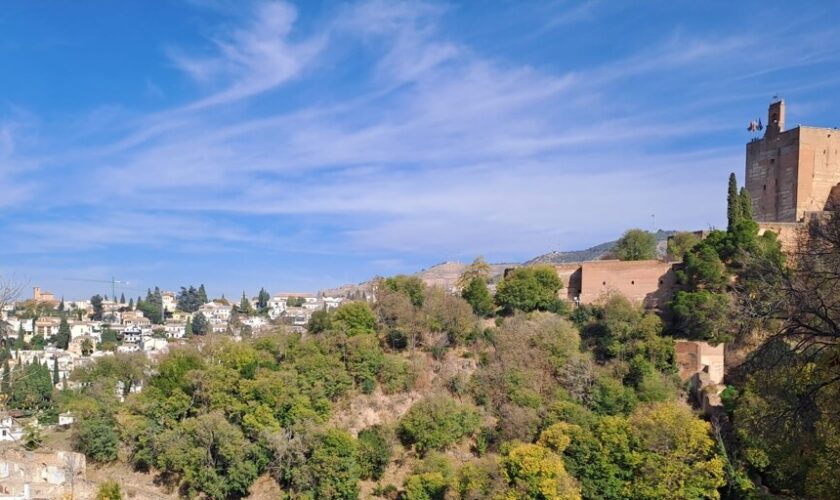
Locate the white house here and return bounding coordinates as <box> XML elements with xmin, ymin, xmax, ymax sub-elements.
<box><xmin>141</xmin><ymin>336</ymin><xmax>169</xmax><ymax>353</ymax></box>
<box><xmin>58</xmin><ymin>413</ymin><xmax>75</xmax><ymax>426</ymax></box>
<box><xmin>322</xmin><ymin>296</ymin><xmax>344</xmax><ymax>310</ymax></box>
<box><xmin>69</xmin><ymin>322</ymin><xmax>94</xmax><ymax>340</ymax></box>
<box><xmin>161</xmin><ymin>291</ymin><xmax>177</xmax><ymax>312</ymax></box>
<box><xmin>0</xmin><ymin>414</ymin><xmax>24</xmax><ymax>442</ymax></box>
<box><xmin>242</xmin><ymin>316</ymin><xmax>268</xmax><ymax>329</ymax></box>
<box><xmin>163</xmin><ymin>323</ymin><xmax>186</xmax><ymax>339</ymax></box>
<box><xmin>122</xmin><ymin>326</ymin><xmax>143</xmax><ymax>344</ymax></box>
<box><xmin>199</xmin><ymin>302</ymin><xmax>232</xmax><ymax>324</ymax></box>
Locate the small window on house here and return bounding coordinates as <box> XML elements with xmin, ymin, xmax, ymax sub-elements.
<box><xmin>658</xmin><ymin>280</ymin><xmax>664</xmax><ymax>285</ymax></box>
<box><xmin>770</xmin><ymin>158</ymin><xmax>775</xmax><ymax>164</ymax></box>
<box><xmin>631</xmin><ymin>280</ymin><xmax>635</xmax><ymax>285</ymax></box>
<box><xmin>764</xmin><ymin>184</ymin><xmax>767</xmax><ymax>191</ymax></box>
<box><xmin>602</xmin><ymin>281</ymin><xmax>606</xmax><ymax>286</ymax></box>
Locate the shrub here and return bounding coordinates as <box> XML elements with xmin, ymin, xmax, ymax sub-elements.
<box><xmin>398</xmin><ymin>395</ymin><xmax>480</xmax><ymax>454</ymax></box>
<box><xmin>495</xmin><ymin>265</ymin><xmax>563</xmax><ymax>313</ymax></box>
<box><xmin>333</xmin><ymin>301</ymin><xmax>377</xmax><ymax>336</ymax></box>
<box><xmin>358</xmin><ymin>425</ymin><xmax>392</xmax><ymax>480</ymax></box>
<box><xmin>73</xmin><ymin>415</ymin><xmax>119</xmax><ymax>462</ymax></box>
<box><xmin>379</xmin><ymin>354</ymin><xmax>416</xmax><ymax>394</ymax></box>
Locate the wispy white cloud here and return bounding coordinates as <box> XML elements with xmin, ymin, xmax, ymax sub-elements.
<box><xmin>3</xmin><ymin>0</ymin><xmax>840</xmax><ymax>279</ymax></box>
<box><xmin>168</xmin><ymin>1</ymin><xmax>325</xmax><ymax>109</ymax></box>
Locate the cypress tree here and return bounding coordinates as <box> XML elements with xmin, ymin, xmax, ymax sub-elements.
<box><xmin>727</xmin><ymin>172</ymin><xmax>739</xmax><ymax>231</ymax></box>
<box><xmin>56</xmin><ymin>316</ymin><xmax>71</xmax><ymax>350</ymax></box>
<box><xmin>52</xmin><ymin>358</ymin><xmax>59</xmax><ymax>385</ymax></box>
<box><xmin>128</xmin><ymin>297</ymin><xmax>134</xmax><ymax>309</ymax></box>
<box><xmin>198</xmin><ymin>284</ymin><xmax>208</xmax><ymax>304</ymax></box>
<box><xmin>2</xmin><ymin>359</ymin><xmax>10</xmax><ymax>394</ymax></box>
<box><xmin>184</xmin><ymin>317</ymin><xmax>193</xmax><ymax>338</ymax></box>
<box><xmin>739</xmin><ymin>187</ymin><xmax>754</xmax><ymax>222</ymax></box>
<box><xmin>120</xmin><ymin>293</ymin><xmax>126</xmax><ymax>304</ymax></box>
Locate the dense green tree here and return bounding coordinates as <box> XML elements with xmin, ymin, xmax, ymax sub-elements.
<box><xmin>501</xmin><ymin>441</ymin><xmax>581</xmax><ymax>499</ymax></box>
<box><xmin>302</xmin><ymin>429</ymin><xmax>361</xmax><ymax>499</ymax></box>
<box><xmin>495</xmin><ymin>265</ymin><xmax>563</xmax><ymax>313</ymax></box>
<box><xmin>256</xmin><ymin>287</ymin><xmax>270</xmax><ymax>313</ymax></box>
<box><xmin>155</xmin><ymin>412</ymin><xmax>259</xmax><ymax>499</ymax></box>
<box><xmin>198</xmin><ymin>284</ymin><xmax>208</xmax><ymax>304</ymax></box>
<box><xmin>399</xmin><ymin>395</ymin><xmax>480</xmax><ymax>454</ymax></box>
<box><xmin>739</xmin><ymin>187</ymin><xmax>753</xmax><ymax>222</ymax></box>
<box><xmin>613</xmin><ymin>229</ymin><xmax>657</xmax><ymax>261</ymax></box>
<box><xmin>1</xmin><ymin>359</ymin><xmax>9</xmax><ymax>393</ymax></box>
<box><xmin>461</xmin><ymin>276</ymin><xmax>495</xmax><ymax>317</ymax></box>
<box><xmin>191</xmin><ymin>312</ymin><xmax>209</xmax><ymax>335</ymax></box>
<box><xmin>91</xmin><ymin>295</ymin><xmax>104</xmax><ymax>321</ymax></box>
<box><xmin>99</xmin><ymin>327</ymin><xmax>118</xmax><ymax>351</ymax></box>
<box><xmin>9</xmin><ymin>360</ymin><xmax>52</xmax><ymax>410</ymax></box>
<box><xmin>55</xmin><ymin>315</ymin><xmax>71</xmax><ymax>349</ymax></box>
<box><xmin>184</xmin><ymin>317</ymin><xmax>193</xmax><ymax>337</ymax></box>
<box><xmin>30</xmin><ymin>334</ymin><xmax>45</xmax><ymax>349</ymax></box>
<box><xmin>119</xmin><ymin>293</ymin><xmax>126</xmax><ymax>304</ymax></box>
<box><xmin>333</xmin><ymin>302</ymin><xmax>377</xmax><ymax>336</ymax></box>
<box><xmin>345</xmin><ymin>335</ymin><xmax>384</xmax><ymax>393</ymax></box>
<box><xmin>670</xmin><ymin>290</ymin><xmax>730</xmax><ymax>342</ymax></box>
<box><xmin>383</xmin><ymin>275</ymin><xmax>427</xmax><ymax>307</ymax></box>
<box><xmin>307</xmin><ymin>309</ymin><xmax>333</xmax><ymax>334</ymax></box>
<box><xmin>52</xmin><ymin>357</ymin><xmax>59</xmax><ymax>384</ymax></box>
<box><xmin>74</xmin><ymin>415</ymin><xmax>119</xmax><ymax>462</ymax></box>
<box><xmin>727</xmin><ymin>172</ymin><xmax>740</xmax><ymax>232</ymax></box>
<box><xmin>666</xmin><ymin>231</ymin><xmax>701</xmax><ymax>261</ymax></box>
<box><xmin>357</xmin><ymin>425</ymin><xmax>391</xmax><ymax>480</ymax></box>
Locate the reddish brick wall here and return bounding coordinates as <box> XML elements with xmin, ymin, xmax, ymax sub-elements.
<box><xmin>557</xmin><ymin>260</ymin><xmax>677</xmax><ymax>308</ymax></box>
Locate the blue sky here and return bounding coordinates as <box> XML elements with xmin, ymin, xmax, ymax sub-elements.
<box><xmin>2</xmin><ymin>0</ymin><xmax>840</xmax><ymax>300</ymax></box>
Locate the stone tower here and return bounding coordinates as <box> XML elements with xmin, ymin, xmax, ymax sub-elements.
<box><xmin>745</xmin><ymin>99</ymin><xmax>840</xmax><ymax>222</ymax></box>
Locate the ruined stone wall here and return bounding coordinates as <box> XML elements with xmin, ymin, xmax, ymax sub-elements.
<box><xmin>0</xmin><ymin>448</ymin><xmax>86</xmax><ymax>499</ymax></box>
<box><xmin>675</xmin><ymin>340</ymin><xmax>724</xmax><ymax>385</ymax></box>
<box><xmin>577</xmin><ymin>260</ymin><xmax>677</xmax><ymax>308</ymax></box>
<box><xmin>553</xmin><ymin>263</ymin><xmax>582</xmax><ymax>301</ymax></box>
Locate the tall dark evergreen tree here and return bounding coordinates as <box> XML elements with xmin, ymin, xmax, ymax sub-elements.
<box><xmin>2</xmin><ymin>359</ymin><xmax>10</xmax><ymax>394</ymax></box>
<box><xmin>52</xmin><ymin>358</ymin><xmax>59</xmax><ymax>385</ymax></box>
<box><xmin>239</xmin><ymin>292</ymin><xmax>254</xmax><ymax>315</ymax></box>
<box><xmin>198</xmin><ymin>284</ymin><xmax>208</xmax><ymax>304</ymax></box>
<box><xmin>727</xmin><ymin>172</ymin><xmax>740</xmax><ymax>231</ymax></box>
<box><xmin>257</xmin><ymin>288</ymin><xmax>270</xmax><ymax>313</ymax></box>
<box><xmin>191</xmin><ymin>312</ymin><xmax>209</xmax><ymax>335</ymax></box>
<box><xmin>128</xmin><ymin>297</ymin><xmax>134</xmax><ymax>310</ymax></box>
<box><xmin>58</xmin><ymin>298</ymin><xmax>65</xmax><ymax>312</ymax></box>
<box><xmin>90</xmin><ymin>295</ymin><xmax>104</xmax><ymax>321</ymax></box>
<box><xmin>739</xmin><ymin>187</ymin><xmax>753</xmax><ymax>222</ymax></box>
<box><xmin>55</xmin><ymin>316</ymin><xmax>71</xmax><ymax>350</ymax></box>
<box><xmin>120</xmin><ymin>293</ymin><xmax>126</xmax><ymax>304</ymax></box>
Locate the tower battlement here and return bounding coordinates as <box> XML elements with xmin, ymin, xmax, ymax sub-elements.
<box><xmin>745</xmin><ymin>100</ymin><xmax>840</xmax><ymax>222</ymax></box>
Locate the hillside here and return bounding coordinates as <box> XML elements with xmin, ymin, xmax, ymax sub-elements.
<box><xmin>525</xmin><ymin>230</ymin><xmax>677</xmax><ymax>265</ymax></box>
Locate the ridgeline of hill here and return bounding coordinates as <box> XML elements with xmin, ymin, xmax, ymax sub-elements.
<box><xmin>321</xmin><ymin>230</ymin><xmax>678</xmax><ymax>295</ymax></box>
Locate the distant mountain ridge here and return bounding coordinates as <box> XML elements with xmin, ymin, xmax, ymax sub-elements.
<box><xmin>320</xmin><ymin>230</ymin><xmax>679</xmax><ymax>296</ymax></box>
<box><xmin>526</xmin><ymin>230</ymin><xmax>677</xmax><ymax>265</ymax></box>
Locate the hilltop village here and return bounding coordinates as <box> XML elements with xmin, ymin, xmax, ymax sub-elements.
<box><xmin>0</xmin><ymin>99</ymin><xmax>838</xmax><ymax>499</ymax></box>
